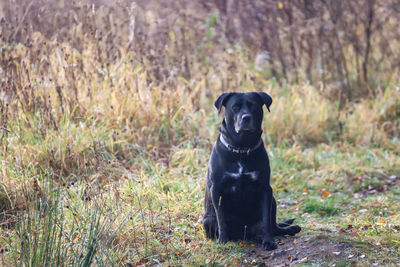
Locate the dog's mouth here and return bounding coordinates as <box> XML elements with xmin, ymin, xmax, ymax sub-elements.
<box><xmin>233</xmin><ymin>115</ymin><xmax>257</xmax><ymax>134</ymax></box>
<box><xmin>240</xmin><ymin>127</ymin><xmax>256</xmax><ymax>132</ymax></box>
<box><xmin>235</xmin><ymin>126</ymin><xmax>256</xmax><ymax>133</ymax></box>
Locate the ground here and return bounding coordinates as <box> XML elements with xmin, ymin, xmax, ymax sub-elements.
<box><xmin>248</xmin><ymin>234</ymin><xmax>353</xmax><ymax>266</ymax></box>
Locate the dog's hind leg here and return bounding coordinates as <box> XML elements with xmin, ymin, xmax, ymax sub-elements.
<box><xmin>203</xmin><ymin>216</ymin><xmax>218</xmax><ymax>239</ymax></box>
<box><xmin>271</xmin><ymin>197</ymin><xmax>301</xmax><ymax>236</ymax></box>
<box><xmin>203</xmin><ymin>185</ymin><xmax>219</xmax><ymax>239</ymax></box>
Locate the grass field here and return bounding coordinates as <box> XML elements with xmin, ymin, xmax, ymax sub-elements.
<box><xmin>1</xmin><ymin>1</ymin><xmax>400</xmax><ymax>266</ymax></box>
<box><xmin>1</xmin><ymin>126</ymin><xmax>399</xmax><ymax>266</ymax></box>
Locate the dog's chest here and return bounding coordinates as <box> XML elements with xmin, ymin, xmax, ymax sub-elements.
<box><xmin>222</xmin><ymin>162</ymin><xmax>262</xmax><ymax>194</ymax></box>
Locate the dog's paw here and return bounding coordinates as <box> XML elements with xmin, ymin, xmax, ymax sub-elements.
<box><xmin>218</xmin><ymin>234</ymin><xmax>229</xmax><ymax>244</ymax></box>
<box><xmin>262</xmin><ymin>238</ymin><xmax>277</xmax><ymax>251</ymax></box>
<box><xmin>287</xmin><ymin>225</ymin><xmax>301</xmax><ymax>236</ymax></box>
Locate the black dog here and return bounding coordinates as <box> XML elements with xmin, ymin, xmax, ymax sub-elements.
<box><xmin>202</xmin><ymin>92</ymin><xmax>301</xmax><ymax>250</ymax></box>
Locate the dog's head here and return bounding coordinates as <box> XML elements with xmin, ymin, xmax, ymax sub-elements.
<box><xmin>215</xmin><ymin>92</ymin><xmax>272</xmax><ymax>145</ymax></box>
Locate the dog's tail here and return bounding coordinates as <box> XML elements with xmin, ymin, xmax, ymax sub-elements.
<box><xmin>277</xmin><ymin>218</ymin><xmax>295</xmax><ymax>227</ymax></box>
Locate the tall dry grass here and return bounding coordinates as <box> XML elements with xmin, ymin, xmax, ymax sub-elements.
<box><xmin>0</xmin><ymin>0</ymin><xmax>399</xmax><ymax>209</ymax></box>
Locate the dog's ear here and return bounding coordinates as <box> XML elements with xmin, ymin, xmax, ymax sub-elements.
<box><xmin>214</xmin><ymin>92</ymin><xmax>234</xmax><ymax>113</ymax></box>
<box><xmin>256</xmin><ymin>92</ymin><xmax>273</xmax><ymax>112</ymax></box>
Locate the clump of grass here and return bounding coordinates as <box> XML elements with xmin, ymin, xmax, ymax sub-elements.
<box><xmin>12</xmin><ymin>177</ymin><xmax>120</xmax><ymax>266</ymax></box>
<box><xmin>303</xmin><ymin>198</ymin><xmax>339</xmax><ymax>216</ymax></box>
<box><xmin>265</xmin><ymin>84</ymin><xmax>335</xmax><ymax>145</ymax></box>
<box><xmin>345</xmin><ymin>86</ymin><xmax>400</xmax><ymax>148</ymax></box>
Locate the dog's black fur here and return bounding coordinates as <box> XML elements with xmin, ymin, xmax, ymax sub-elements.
<box><xmin>202</xmin><ymin>92</ymin><xmax>301</xmax><ymax>250</ymax></box>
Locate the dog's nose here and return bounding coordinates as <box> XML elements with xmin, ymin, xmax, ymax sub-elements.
<box><xmin>242</xmin><ymin>114</ymin><xmax>252</xmax><ymax>123</ymax></box>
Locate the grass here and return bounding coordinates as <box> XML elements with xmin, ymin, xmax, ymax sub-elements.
<box><xmin>2</xmin><ymin>135</ymin><xmax>399</xmax><ymax>265</ymax></box>
<box><xmin>1</xmin><ymin>3</ymin><xmax>400</xmax><ymax>265</ymax></box>
<box><xmin>303</xmin><ymin>198</ymin><xmax>339</xmax><ymax>216</ymax></box>
<box><xmin>8</xmin><ymin>174</ymin><xmax>121</xmax><ymax>266</ymax></box>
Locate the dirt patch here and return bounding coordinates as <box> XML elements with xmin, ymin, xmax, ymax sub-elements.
<box><xmin>246</xmin><ymin>234</ymin><xmax>353</xmax><ymax>266</ymax></box>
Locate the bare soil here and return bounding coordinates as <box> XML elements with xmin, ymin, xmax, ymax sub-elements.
<box><xmin>247</xmin><ymin>234</ymin><xmax>353</xmax><ymax>266</ymax></box>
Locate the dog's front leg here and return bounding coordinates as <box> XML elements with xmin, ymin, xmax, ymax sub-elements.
<box><xmin>210</xmin><ymin>185</ymin><xmax>229</xmax><ymax>243</ymax></box>
<box><xmin>261</xmin><ymin>186</ymin><xmax>277</xmax><ymax>250</ymax></box>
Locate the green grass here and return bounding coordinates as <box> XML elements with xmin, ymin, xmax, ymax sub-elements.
<box><xmin>303</xmin><ymin>198</ymin><xmax>339</xmax><ymax>216</ymax></box>
<box><xmin>3</xmin><ymin>137</ymin><xmax>399</xmax><ymax>266</ymax></box>
<box><xmin>1</xmin><ymin>89</ymin><xmax>400</xmax><ymax>266</ymax></box>
<box><xmin>10</xmin><ymin>176</ymin><xmax>122</xmax><ymax>266</ymax></box>
<box><xmin>1</xmin><ymin>94</ymin><xmax>399</xmax><ymax>265</ymax></box>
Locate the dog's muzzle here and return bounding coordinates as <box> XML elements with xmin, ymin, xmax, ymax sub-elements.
<box><xmin>235</xmin><ymin>114</ymin><xmax>255</xmax><ymax>133</ymax></box>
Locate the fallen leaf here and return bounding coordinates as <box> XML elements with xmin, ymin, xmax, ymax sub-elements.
<box><xmin>138</xmin><ymin>258</ymin><xmax>148</xmax><ymax>265</ymax></box>
<box><xmin>322</xmin><ymin>189</ymin><xmax>330</xmax><ymax>197</ymax></box>
<box><xmin>239</xmin><ymin>242</ymin><xmax>247</xmax><ymax>247</ymax></box>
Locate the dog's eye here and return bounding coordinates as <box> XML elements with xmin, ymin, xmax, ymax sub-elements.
<box><xmin>247</xmin><ymin>101</ymin><xmax>256</xmax><ymax>108</ymax></box>
<box><xmin>232</xmin><ymin>104</ymin><xmax>241</xmax><ymax>110</ymax></box>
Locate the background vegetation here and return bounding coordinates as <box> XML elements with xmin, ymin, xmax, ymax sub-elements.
<box><xmin>0</xmin><ymin>0</ymin><xmax>399</xmax><ymax>265</ymax></box>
